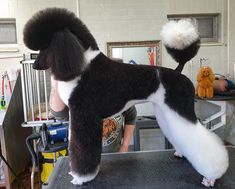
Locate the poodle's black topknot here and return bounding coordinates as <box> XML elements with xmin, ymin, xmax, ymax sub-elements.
<box><xmin>23</xmin><ymin>7</ymin><xmax>98</xmax><ymax>51</ymax></box>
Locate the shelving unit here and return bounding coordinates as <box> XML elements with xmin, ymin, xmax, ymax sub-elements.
<box><xmin>0</xmin><ymin>123</ymin><xmax>10</xmax><ymax>189</ymax></box>
<box><xmin>195</xmin><ymin>95</ymin><xmax>235</xmax><ymax>131</ymax></box>
<box><xmin>0</xmin><ymin>178</ymin><xmax>6</xmax><ymax>187</ymax></box>
<box><xmin>0</xmin><ymin>74</ymin><xmax>31</xmax><ymax>189</ymax></box>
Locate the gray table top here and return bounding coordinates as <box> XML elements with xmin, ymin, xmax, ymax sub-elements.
<box><xmin>43</xmin><ymin>146</ymin><xmax>235</xmax><ymax>189</ymax></box>
<box><xmin>195</xmin><ymin>95</ymin><xmax>235</xmax><ymax>101</ymax></box>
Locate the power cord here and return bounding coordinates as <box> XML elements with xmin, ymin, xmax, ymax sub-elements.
<box><xmin>0</xmin><ymin>152</ymin><xmax>26</xmax><ymax>189</ymax></box>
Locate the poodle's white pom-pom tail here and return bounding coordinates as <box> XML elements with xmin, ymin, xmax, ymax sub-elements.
<box><xmin>161</xmin><ymin>19</ymin><xmax>199</xmax><ymax>50</ymax></box>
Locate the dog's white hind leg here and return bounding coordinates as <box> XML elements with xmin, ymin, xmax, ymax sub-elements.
<box><xmin>149</xmin><ymin>84</ymin><xmax>228</xmax><ymax>186</ymax></box>
<box><xmin>154</xmin><ymin>104</ymin><xmax>228</xmax><ymax>186</ymax></box>
<box><xmin>153</xmin><ymin>104</ymin><xmax>183</xmax><ymax>158</ymax></box>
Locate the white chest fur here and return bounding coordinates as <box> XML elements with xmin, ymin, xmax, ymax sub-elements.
<box><xmin>57</xmin><ymin>77</ymin><xmax>80</xmax><ymax>106</ymax></box>
<box><xmin>57</xmin><ymin>47</ymin><xmax>100</xmax><ymax>106</ymax></box>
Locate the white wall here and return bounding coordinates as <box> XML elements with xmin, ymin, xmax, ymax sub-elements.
<box><xmin>0</xmin><ymin>0</ymin><xmax>77</xmax><ymax>72</ymax></box>
<box><xmin>0</xmin><ymin>0</ymin><xmax>233</xmax><ymax>106</ymax></box>
<box><xmin>0</xmin><ymin>0</ymin><xmax>234</xmax><ymax>142</ymax></box>
<box><xmin>78</xmin><ymin>0</ymin><xmax>228</xmax><ymax>85</ymax></box>
<box><xmin>0</xmin><ymin>0</ymin><xmax>230</xmax><ymax>79</ymax></box>
<box><xmin>228</xmin><ymin>0</ymin><xmax>235</xmax><ymax>78</ymax></box>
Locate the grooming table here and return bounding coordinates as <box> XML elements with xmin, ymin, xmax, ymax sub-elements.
<box><xmin>43</xmin><ymin>147</ymin><xmax>235</xmax><ymax>189</ymax></box>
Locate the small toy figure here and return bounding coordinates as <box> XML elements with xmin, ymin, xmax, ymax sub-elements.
<box><xmin>196</xmin><ymin>66</ymin><xmax>215</xmax><ymax>98</ymax></box>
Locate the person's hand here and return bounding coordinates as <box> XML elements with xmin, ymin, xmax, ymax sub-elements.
<box><xmin>119</xmin><ymin>144</ymin><xmax>129</xmax><ymax>153</ymax></box>
<box><xmin>49</xmin><ymin>76</ymin><xmax>66</xmax><ymax>112</ymax></box>
<box><xmin>213</xmin><ymin>78</ymin><xmax>228</xmax><ymax>92</ymax></box>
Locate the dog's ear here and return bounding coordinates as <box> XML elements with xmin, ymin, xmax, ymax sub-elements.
<box><xmin>49</xmin><ymin>30</ymin><xmax>85</xmax><ymax>81</ymax></box>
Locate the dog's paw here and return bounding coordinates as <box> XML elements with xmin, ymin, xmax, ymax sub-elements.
<box><xmin>174</xmin><ymin>151</ymin><xmax>183</xmax><ymax>158</ymax></box>
<box><xmin>69</xmin><ymin>171</ymin><xmax>83</xmax><ymax>185</ymax></box>
<box><xmin>201</xmin><ymin>177</ymin><xmax>215</xmax><ymax>187</ymax></box>
<box><xmin>69</xmin><ymin>166</ymin><xmax>100</xmax><ymax>185</ymax></box>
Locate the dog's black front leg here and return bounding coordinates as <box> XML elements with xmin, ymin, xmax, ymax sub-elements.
<box><xmin>68</xmin><ymin>103</ymin><xmax>102</xmax><ymax>185</ymax></box>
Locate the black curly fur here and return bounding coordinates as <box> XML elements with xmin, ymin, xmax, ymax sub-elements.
<box><xmin>165</xmin><ymin>39</ymin><xmax>200</xmax><ymax>72</ymax></box>
<box><xmin>23</xmin><ymin>7</ymin><xmax>98</xmax><ymax>51</ymax></box>
<box><xmin>24</xmin><ymin>8</ymin><xmax>96</xmax><ymax>81</ymax></box>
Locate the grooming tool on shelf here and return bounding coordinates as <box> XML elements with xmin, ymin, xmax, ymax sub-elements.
<box><xmin>0</xmin><ymin>71</ymin><xmax>12</xmax><ymax>110</ymax></box>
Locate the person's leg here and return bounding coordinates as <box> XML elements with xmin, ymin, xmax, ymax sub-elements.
<box><xmin>120</xmin><ymin>106</ymin><xmax>137</xmax><ymax>152</ymax></box>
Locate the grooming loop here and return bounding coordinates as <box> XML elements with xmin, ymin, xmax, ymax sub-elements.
<box><xmin>1</xmin><ymin>71</ymin><xmax>13</xmax><ymax>110</ymax></box>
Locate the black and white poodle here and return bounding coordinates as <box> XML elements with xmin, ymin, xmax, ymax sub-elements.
<box><xmin>23</xmin><ymin>8</ymin><xmax>228</xmax><ymax>187</ymax></box>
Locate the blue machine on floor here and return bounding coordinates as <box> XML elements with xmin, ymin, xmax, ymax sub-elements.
<box><xmin>46</xmin><ymin>122</ymin><xmax>69</xmax><ymax>145</ymax></box>
<box><xmin>26</xmin><ymin>122</ymin><xmax>69</xmax><ymax>158</ymax></box>
<box><xmin>26</xmin><ymin>122</ymin><xmax>69</xmax><ymax>184</ymax></box>
<box><xmin>38</xmin><ymin>122</ymin><xmax>69</xmax><ymax>151</ymax></box>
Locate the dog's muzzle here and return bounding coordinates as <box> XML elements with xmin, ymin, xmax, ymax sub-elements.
<box><xmin>33</xmin><ymin>49</ymin><xmax>50</xmax><ymax>70</ymax></box>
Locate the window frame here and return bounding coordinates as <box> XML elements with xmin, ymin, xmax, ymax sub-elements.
<box><xmin>167</xmin><ymin>13</ymin><xmax>220</xmax><ymax>44</ymax></box>
<box><xmin>0</xmin><ymin>18</ymin><xmax>18</xmax><ymax>52</ymax></box>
